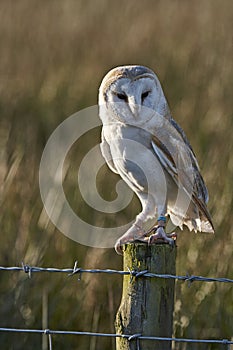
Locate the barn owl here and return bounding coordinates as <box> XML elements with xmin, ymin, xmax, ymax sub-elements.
<box><xmin>98</xmin><ymin>65</ymin><xmax>214</xmax><ymax>254</ymax></box>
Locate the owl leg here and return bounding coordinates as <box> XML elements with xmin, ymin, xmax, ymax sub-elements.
<box><xmin>146</xmin><ymin>215</ymin><xmax>176</xmax><ymax>246</ymax></box>
<box><xmin>114</xmin><ymin>221</ymin><xmax>145</xmax><ymax>255</ymax></box>
<box><xmin>114</xmin><ymin>204</ymin><xmax>153</xmax><ymax>254</ymax></box>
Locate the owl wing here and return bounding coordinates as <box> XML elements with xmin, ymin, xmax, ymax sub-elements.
<box><xmin>100</xmin><ymin>130</ymin><xmax>119</xmax><ymax>174</ymax></box>
<box><xmin>170</xmin><ymin>117</ymin><xmax>209</xmax><ymax>203</ymax></box>
<box><xmin>151</xmin><ymin>117</ymin><xmax>214</xmax><ymax>232</ymax></box>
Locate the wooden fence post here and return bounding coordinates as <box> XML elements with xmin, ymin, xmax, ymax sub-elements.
<box><xmin>115</xmin><ymin>242</ymin><xmax>176</xmax><ymax>350</ymax></box>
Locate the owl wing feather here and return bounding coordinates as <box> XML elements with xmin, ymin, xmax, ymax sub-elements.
<box><xmin>151</xmin><ymin>118</ymin><xmax>214</xmax><ymax>233</ymax></box>
<box><xmin>100</xmin><ymin>131</ymin><xmax>119</xmax><ymax>174</ymax></box>
<box><xmin>170</xmin><ymin>117</ymin><xmax>209</xmax><ymax>203</ymax></box>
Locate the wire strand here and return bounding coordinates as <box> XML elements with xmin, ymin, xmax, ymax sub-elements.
<box><xmin>0</xmin><ymin>327</ymin><xmax>232</xmax><ymax>345</ymax></box>
<box><xmin>0</xmin><ymin>263</ymin><xmax>232</xmax><ymax>284</ymax></box>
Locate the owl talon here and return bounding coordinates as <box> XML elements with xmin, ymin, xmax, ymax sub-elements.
<box><xmin>147</xmin><ymin>226</ymin><xmax>176</xmax><ymax>246</ymax></box>
<box><xmin>115</xmin><ymin>239</ymin><xmax>123</xmax><ymax>255</ymax></box>
<box><xmin>146</xmin><ymin>226</ymin><xmax>158</xmax><ymax>235</ymax></box>
<box><xmin>114</xmin><ymin>224</ymin><xmax>146</xmax><ymax>254</ymax></box>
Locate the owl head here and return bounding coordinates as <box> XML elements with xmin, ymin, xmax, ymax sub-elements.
<box><xmin>99</xmin><ymin>65</ymin><xmax>170</xmax><ymax>126</ymax></box>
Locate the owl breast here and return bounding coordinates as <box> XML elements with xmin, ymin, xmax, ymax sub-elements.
<box><xmin>102</xmin><ymin>123</ymin><xmax>167</xmax><ymax>194</ymax></box>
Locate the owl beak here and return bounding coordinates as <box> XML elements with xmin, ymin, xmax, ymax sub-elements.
<box><xmin>128</xmin><ymin>97</ymin><xmax>141</xmax><ymax>118</ymax></box>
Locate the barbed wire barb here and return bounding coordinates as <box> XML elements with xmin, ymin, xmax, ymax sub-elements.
<box><xmin>21</xmin><ymin>262</ymin><xmax>32</xmax><ymax>278</ymax></box>
<box><xmin>68</xmin><ymin>261</ymin><xmax>82</xmax><ymax>281</ymax></box>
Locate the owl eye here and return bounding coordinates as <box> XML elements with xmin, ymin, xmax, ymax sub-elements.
<box><xmin>116</xmin><ymin>93</ymin><xmax>128</xmax><ymax>102</ymax></box>
<box><xmin>141</xmin><ymin>91</ymin><xmax>150</xmax><ymax>100</ymax></box>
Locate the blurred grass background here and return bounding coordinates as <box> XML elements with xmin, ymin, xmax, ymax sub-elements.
<box><xmin>0</xmin><ymin>1</ymin><xmax>232</xmax><ymax>349</ymax></box>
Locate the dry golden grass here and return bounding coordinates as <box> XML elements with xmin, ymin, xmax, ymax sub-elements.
<box><xmin>0</xmin><ymin>1</ymin><xmax>232</xmax><ymax>349</ymax></box>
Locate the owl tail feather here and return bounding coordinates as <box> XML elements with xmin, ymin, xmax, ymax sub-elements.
<box><xmin>168</xmin><ymin>198</ymin><xmax>214</xmax><ymax>234</ymax></box>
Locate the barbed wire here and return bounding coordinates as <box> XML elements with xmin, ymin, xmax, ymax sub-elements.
<box><xmin>0</xmin><ymin>327</ymin><xmax>232</xmax><ymax>349</ymax></box>
<box><xmin>0</xmin><ymin>262</ymin><xmax>232</xmax><ymax>284</ymax></box>
<box><xmin>0</xmin><ymin>263</ymin><xmax>233</xmax><ymax>349</ymax></box>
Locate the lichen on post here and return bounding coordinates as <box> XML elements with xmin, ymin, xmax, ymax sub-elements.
<box><xmin>115</xmin><ymin>242</ymin><xmax>176</xmax><ymax>350</ymax></box>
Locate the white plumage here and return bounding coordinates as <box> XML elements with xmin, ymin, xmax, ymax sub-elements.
<box><xmin>98</xmin><ymin>65</ymin><xmax>214</xmax><ymax>254</ymax></box>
